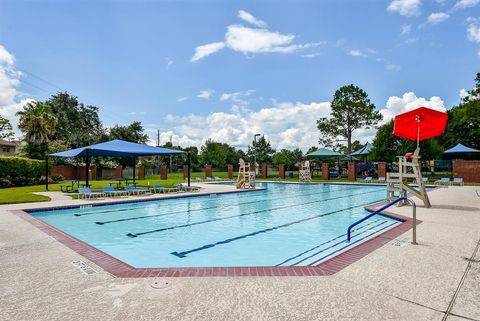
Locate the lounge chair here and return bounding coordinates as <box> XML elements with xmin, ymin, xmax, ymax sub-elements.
<box><xmin>175</xmin><ymin>183</ymin><xmax>200</xmax><ymax>192</ymax></box>
<box><xmin>78</xmin><ymin>188</ymin><xmax>105</xmax><ymax>199</ymax></box>
<box><xmin>213</xmin><ymin>176</ymin><xmax>223</xmax><ymax>181</ymax></box>
<box><xmin>452</xmin><ymin>178</ymin><xmax>464</xmax><ymax>186</ymax></box>
<box><xmin>125</xmin><ymin>185</ymin><xmax>148</xmax><ymax>195</ymax></box>
<box><xmin>102</xmin><ymin>186</ymin><xmax>126</xmax><ymax>197</ymax></box>
<box><xmin>362</xmin><ymin>176</ymin><xmax>373</xmax><ymax>183</ymax></box>
<box><xmin>152</xmin><ymin>184</ymin><xmax>177</xmax><ymax>193</ymax></box>
<box><xmin>422</xmin><ymin>177</ymin><xmax>428</xmax><ymax>183</ymax></box>
<box><xmin>195</xmin><ymin>177</ymin><xmax>203</xmax><ymax>182</ymax></box>
<box><xmin>205</xmin><ymin>177</ymin><xmax>213</xmax><ymax>182</ymax></box>
<box><xmin>435</xmin><ymin>177</ymin><xmax>451</xmax><ymax>186</ymax></box>
<box><xmin>377</xmin><ymin>177</ymin><xmax>386</xmax><ymax>183</ymax></box>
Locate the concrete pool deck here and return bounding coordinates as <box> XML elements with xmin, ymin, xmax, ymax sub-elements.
<box><xmin>1</xmin><ymin>183</ymin><xmax>479</xmax><ymax>320</ymax></box>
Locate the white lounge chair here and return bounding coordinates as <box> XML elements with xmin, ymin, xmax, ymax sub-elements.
<box><xmin>452</xmin><ymin>178</ymin><xmax>464</xmax><ymax>186</ymax></box>
<box><xmin>435</xmin><ymin>177</ymin><xmax>451</xmax><ymax>186</ymax></box>
<box><xmin>362</xmin><ymin>177</ymin><xmax>373</xmax><ymax>183</ymax></box>
<box><xmin>377</xmin><ymin>177</ymin><xmax>386</xmax><ymax>183</ymax></box>
<box><xmin>422</xmin><ymin>177</ymin><xmax>428</xmax><ymax>183</ymax></box>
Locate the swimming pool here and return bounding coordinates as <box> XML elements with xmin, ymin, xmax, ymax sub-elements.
<box><xmin>29</xmin><ymin>183</ymin><xmax>401</xmax><ymax>268</ymax></box>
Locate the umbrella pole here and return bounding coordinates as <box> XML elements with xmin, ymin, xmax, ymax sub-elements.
<box><xmin>417</xmin><ymin>126</ymin><xmax>420</xmax><ymax>149</ymax></box>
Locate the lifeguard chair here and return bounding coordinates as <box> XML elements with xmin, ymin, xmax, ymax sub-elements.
<box><xmin>299</xmin><ymin>160</ymin><xmax>312</xmax><ymax>183</ymax></box>
<box><xmin>387</xmin><ymin>148</ymin><xmax>430</xmax><ymax>207</ymax></box>
<box><xmin>236</xmin><ymin>158</ymin><xmax>256</xmax><ymax>189</ymax></box>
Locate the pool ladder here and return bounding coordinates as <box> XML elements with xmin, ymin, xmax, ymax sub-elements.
<box><xmin>346</xmin><ymin>197</ymin><xmax>417</xmax><ymax>244</ymax></box>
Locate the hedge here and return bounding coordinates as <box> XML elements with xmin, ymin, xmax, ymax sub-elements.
<box><xmin>0</xmin><ymin>156</ymin><xmax>58</xmax><ymax>187</ymax></box>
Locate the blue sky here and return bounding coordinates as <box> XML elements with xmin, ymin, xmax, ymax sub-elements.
<box><xmin>0</xmin><ymin>0</ymin><xmax>479</xmax><ymax>150</ymax></box>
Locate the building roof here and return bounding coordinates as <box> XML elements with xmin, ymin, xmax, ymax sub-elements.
<box><xmin>0</xmin><ymin>139</ymin><xmax>20</xmax><ymax>147</ymax></box>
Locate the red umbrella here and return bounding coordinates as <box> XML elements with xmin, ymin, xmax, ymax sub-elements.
<box><xmin>393</xmin><ymin>107</ymin><xmax>448</xmax><ymax>148</ymax></box>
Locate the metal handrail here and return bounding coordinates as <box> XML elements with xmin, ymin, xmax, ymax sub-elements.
<box><xmin>347</xmin><ymin>197</ymin><xmax>417</xmax><ymax>244</ymax></box>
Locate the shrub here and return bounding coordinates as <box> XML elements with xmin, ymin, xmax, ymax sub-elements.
<box><xmin>0</xmin><ymin>156</ymin><xmax>50</xmax><ymax>187</ymax></box>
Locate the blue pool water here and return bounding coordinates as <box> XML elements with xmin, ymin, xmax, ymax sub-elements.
<box><xmin>30</xmin><ymin>183</ymin><xmax>401</xmax><ymax>268</ymax></box>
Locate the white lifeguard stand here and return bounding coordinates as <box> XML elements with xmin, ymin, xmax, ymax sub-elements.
<box><xmin>386</xmin><ymin>148</ymin><xmax>431</xmax><ymax>207</ymax></box>
<box><xmin>236</xmin><ymin>158</ymin><xmax>256</xmax><ymax>189</ymax></box>
<box><xmin>299</xmin><ymin>160</ymin><xmax>312</xmax><ymax>183</ymax></box>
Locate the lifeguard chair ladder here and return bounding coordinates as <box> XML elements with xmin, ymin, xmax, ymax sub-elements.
<box><xmin>236</xmin><ymin>158</ymin><xmax>256</xmax><ymax>189</ymax></box>
<box><xmin>299</xmin><ymin>161</ymin><xmax>312</xmax><ymax>183</ymax></box>
<box><xmin>386</xmin><ymin>148</ymin><xmax>430</xmax><ymax>207</ymax></box>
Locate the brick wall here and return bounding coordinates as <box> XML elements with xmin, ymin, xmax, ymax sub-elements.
<box><xmin>114</xmin><ymin>165</ymin><xmax>123</xmax><ymax>178</ymax></box>
<box><xmin>322</xmin><ymin>163</ymin><xmax>329</xmax><ymax>180</ymax></box>
<box><xmin>183</xmin><ymin>165</ymin><xmax>189</xmax><ymax>179</ymax></box>
<box><xmin>453</xmin><ymin>160</ymin><xmax>480</xmax><ymax>183</ymax></box>
<box><xmin>205</xmin><ymin>165</ymin><xmax>212</xmax><ymax>178</ymax></box>
<box><xmin>348</xmin><ymin>161</ymin><xmax>356</xmax><ymax>181</ymax></box>
<box><xmin>278</xmin><ymin>164</ymin><xmax>285</xmax><ymax>179</ymax></box>
<box><xmin>227</xmin><ymin>164</ymin><xmax>233</xmax><ymax>179</ymax></box>
<box><xmin>51</xmin><ymin>165</ymin><xmax>96</xmax><ymax>180</ymax></box>
<box><xmin>138</xmin><ymin>165</ymin><xmax>145</xmax><ymax>180</ymax></box>
<box><xmin>160</xmin><ymin>165</ymin><xmax>168</xmax><ymax>180</ymax></box>
<box><xmin>378</xmin><ymin>162</ymin><xmax>387</xmax><ymax>178</ymax></box>
<box><xmin>261</xmin><ymin>162</ymin><xmax>267</xmax><ymax>178</ymax></box>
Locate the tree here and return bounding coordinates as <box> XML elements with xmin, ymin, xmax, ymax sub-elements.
<box><xmin>199</xmin><ymin>139</ymin><xmax>228</xmax><ymax>167</ymax></box>
<box><xmin>45</xmin><ymin>92</ymin><xmax>104</xmax><ymax>148</ymax></box>
<box><xmin>108</xmin><ymin>121</ymin><xmax>149</xmax><ymax>143</ymax></box>
<box><xmin>0</xmin><ymin>116</ymin><xmax>14</xmax><ymax>140</ymax></box>
<box><xmin>441</xmin><ymin>72</ymin><xmax>480</xmax><ymax>150</ymax></box>
<box><xmin>337</xmin><ymin>140</ymin><xmax>363</xmax><ymax>155</ymax></box>
<box><xmin>272</xmin><ymin>151</ymin><xmax>293</xmax><ymax>166</ymax></box>
<box><xmin>246</xmin><ymin>135</ymin><xmax>275</xmax><ymax>164</ymax></box>
<box><xmin>370</xmin><ymin>120</ymin><xmax>443</xmax><ymax>162</ymax></box>
<box><xmin>307</xmin><ymin>146</ymin><xmax>319</xmax><ymax>154</ymax></box>
<box><xmin>317</xmin><ymin>85</ymin><xmax>382</xmax><ymax>154</ymax></box>
<box><xmin>16</xmin><ymin>102</ymin><xmax>58</xmax><ymax>159</ymax></box>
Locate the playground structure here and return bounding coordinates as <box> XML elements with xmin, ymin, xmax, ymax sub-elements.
<box><xmin>236</xmin><ymin>158</ymin><xmax>256</xmax><ymax>189</ymax></box>
<box><xmin>386</xmin><ymin>148</ymin><xmax>431</xmax><ymax>208</ymax></box>
<box><xmin>299</xmin><ymin>160</ymin><xmax>312</xmax><ymax>183</ymax></box>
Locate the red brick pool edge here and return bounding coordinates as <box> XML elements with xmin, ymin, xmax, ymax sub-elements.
<box><xmin>11</xmin><ymin>204</ymin><xmax>419</xmax><ymax>278</ymax></box>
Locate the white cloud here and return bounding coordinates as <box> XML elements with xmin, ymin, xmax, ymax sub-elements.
<box><xmin>165</xmin><ymin>58</ymin><xmax>173</xmax><ymax>69</ymax></box>
<box><xmin>220</xmin><ymin>90</ymin><xmax>254</xmax><ymax>104</ymax></box>
<box><xmin>349</xmin><ymin>49</ymin><xmax>368</xmax><ymax>57</ymax></box>
<box><xmin>0</xmin><ymin>45</ymin><xmax>33</xmax><ymax>133</ymax></box>
<box><xmin>459</xmin><ymin>88</ymin><xmax>469</xmax><ymax>99</ymax></box>
<box><xmin>191</xmin><ymin>42</ymin><xmax>226</xmax><ymax>62</ymax></box>
<box><xmin>405</xmin><ymin>37</ymin><xmax>419</xmax><ymax>44</ymax></box>
<box><xmin>197</xmin><ymin>89</ymin><xmax>214</xmax><ymax>99</ymax></box>
<box><xmin>427</xmin><ymin>12</ymin><xmax>450</xmax><ymax>24</ymax></box>
<box><xmin>453</xmin><ymin>0</ymin><xmax>480</xmax><ymax>10</ymax></box>
<box><xmin>467</xmin><ymin>17</ymin><xmax>480</xmax><ymax>42</ymax></box>
<box><xmin>386</xmin><ymin>64</ymin><xmax>402</xmax><ymax>72</ymax></box>
<box><xmin>400</xmin><ymin>24</ymin><xmax>412</xmax><ymax>35</ymax></box>
<box><xmin>177</xmin><ymin>97</ymin><xmax>188</xmax><ymax>102</ymax></box>
<box><xmin>301</xmin><ymin>53</ymin><xmax>321</xmax><ymax>58</ymax></box>
<box><xmin>191</xmin><ymin>12</ymin><xmax>322</xmax><ymax>62</ymax></box>
<box><xmin>155</xmin><ymin>92</ymin><xmax>447</xmax><ymax>151</ymax></box>
<box><xmin>380</xmin><ymin>92</ymin><xmax>446</xmax><ymax>123</ymax></box>
<box><xmin>238</xmin><ymin>10</ymin><xmax>267</xmax><ymax>28</ymax></box>
<box><xmin>387</xmin><ymin>0</ymin><xmax>422</xmax><ymax>17</ymax></box>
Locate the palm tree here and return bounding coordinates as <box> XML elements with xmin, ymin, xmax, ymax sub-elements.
<box><xmin>16</xmin><ymin>102</ymin><xmax>57</xmax><ymax>144</ymax></box>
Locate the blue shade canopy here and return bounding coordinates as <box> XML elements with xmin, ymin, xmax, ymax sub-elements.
<box><xmin>49</xmin><ymin>139</ymin><xmax>186</xmax><ymax>157</ymax></box>
<box><xmin>342</xmin><ymin>155</ymin><xmax>359</xmax><ymax>161</ymax></box>
<box><xmin>444</xmin><ymin>143</ymin><xmax>480</xmax><ymax>154</ymax></box>
<box><xmin>306</xmin><ymin>148</ymin><xmax>342</xmax><ymax>158</ymax></box>
<box><xmin>350</xmin><ymin>143</ymin><xmax>373</xmax><ymax>156</ymax></box>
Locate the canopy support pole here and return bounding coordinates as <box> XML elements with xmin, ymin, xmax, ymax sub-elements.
<box><xmin>187</xmin><ymin>152</ymin><xmax>191</xmax><ymax>187</ymax></box>
<box><xmin>45</xmin><ymin>155</ymin><xmax>49</xmax><ymax>191</ymax></box>
<box><xmin>133</xmin><ymin>157</ymin><xmax>136</xmax><ymax>184</ymax></box>
<box><xmin>85</xmin><ymin>149</ymin><xmax>90</xmax><ymax>188</ymax></box>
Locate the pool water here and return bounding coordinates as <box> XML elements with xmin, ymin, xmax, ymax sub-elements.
<box><xmin>30</xmin><ymin>183</ymin><xmax>401</xmax><ymax>268</ymax></box>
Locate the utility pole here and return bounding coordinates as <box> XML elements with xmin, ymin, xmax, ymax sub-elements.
<box><xmin>156</xmin><ymin>129</ymin><xmax>160</xmax><ymax>147</ymax></box>
<box><xmin>169</xmin><ymin>135</ymin><xmax>173</xmax><ymax>173</ymax></box>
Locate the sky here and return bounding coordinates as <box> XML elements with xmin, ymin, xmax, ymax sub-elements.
<box><xmin>0</xmin><ymin>0</ymin><xmax>479</xmax><ymax>151</ymax></box>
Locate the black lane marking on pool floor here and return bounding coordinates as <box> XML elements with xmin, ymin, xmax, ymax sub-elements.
<box><xmin>169</xmin><ymin>198</ymin><xmax>385</xmax><ymax>258</ymax></box>
<box><xmin>289</xmin><ymin>220</ymin><xmax>391</xmax><ymax>266</ymax></box>
<box><xmin>74</xmin><ymin>184</ymin><xmax>371</xmax><ymax>217</ymax></box>
<box><xmin>125</xmin><ymin>190</ymin><xmax>384</xmax><ymax>238</ymax></box>
<box><xmin>275</xmin><ymin>218</ymin><xmax>384</xmax><ymax>266</ymax></box>
<box><xmin>306</xmin><ymin>221</ymin><xmax>399</xmax><ymax>266</ymax></box>
<box><xmin>96</xmin><ymin>186</ymin><xmax>378</xmax><ymax>225</ymax></box>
